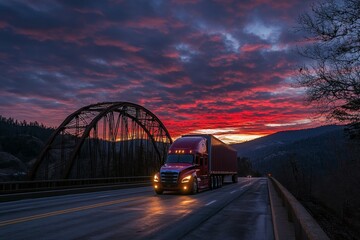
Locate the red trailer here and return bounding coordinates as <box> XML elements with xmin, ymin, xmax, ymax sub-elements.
<box><xmin>153</xmin><ymin>134</ymin><xmax>238</xmax><ymax>194</ymax></box>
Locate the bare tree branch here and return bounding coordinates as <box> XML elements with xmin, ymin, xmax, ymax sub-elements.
<box><xmin>296</xmin><ymin>0</ymin><xmax>360</xmax><ymax>136</ymax></box>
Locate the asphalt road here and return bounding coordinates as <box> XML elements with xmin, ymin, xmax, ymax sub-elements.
<box><xmin>0</xmin><ymin>177</ymin><xmax>274</xmax><ymax>240</ymax></box>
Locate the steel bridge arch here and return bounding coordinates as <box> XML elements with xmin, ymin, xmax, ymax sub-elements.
<box><xmin>29</xmin><ymin>102</ymin><xmax>172</xmax><ymax>180</ymax></box>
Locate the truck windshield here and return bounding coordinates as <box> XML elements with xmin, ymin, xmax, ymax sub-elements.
<box><xmin>166</xmin><ymin>154</ymin><xmax>193</xmax><ymax>164</ymax></box>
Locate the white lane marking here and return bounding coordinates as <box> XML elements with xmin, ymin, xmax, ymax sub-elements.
<box><xmin>230</xmin><ymin>190</ymin><xmax>237</xmax><ymax>194</ymax></box>
<box><xmin>240</xmin><ymin>183</ymin><xmax>251</xmax><ymax>189</ymax></box>
<box><xmin>205</xmin><ymin>200</ymin><xmax>217</xmax><ymax>206</ymax></box>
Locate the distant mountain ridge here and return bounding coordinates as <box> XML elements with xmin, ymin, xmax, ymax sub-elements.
<box><xmin>231</xmin><ymin>125</ymin><xmax>344</xmax><ymax>157</ymax></box>
<box><xmin>229</xmin><ymin>124</ymin><xmax>358</xmax><ymax>182</ymax></box>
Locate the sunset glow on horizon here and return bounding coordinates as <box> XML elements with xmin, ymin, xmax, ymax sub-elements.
<box><xmin>0</xmin><ymin>0</ymin><xmax>330</xmax><ymax>144</ymax></box>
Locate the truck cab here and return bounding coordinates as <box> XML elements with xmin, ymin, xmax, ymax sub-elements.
<box><xmin>153</xmin><ymin>136</ymin><xmax>208</xmax><ymax>194</ymax></box>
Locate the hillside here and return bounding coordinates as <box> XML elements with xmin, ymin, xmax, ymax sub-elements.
<box><xmin>0</xmin><ymin>116</ymin><xmax>54</xmax><ymax>181</ymax></box>
<box><xmin>231</xmin><ymin>125</ymin><xmax>344</xmax><ymax>157</ymax></box>
<box><xmin>232</xmin><ymin>125</ymin><xmax>360</xmax><ymax>239</ymax></box>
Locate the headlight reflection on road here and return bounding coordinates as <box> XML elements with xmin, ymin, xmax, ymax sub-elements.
<box><xmin>145</xmin><ymin>197</ymin><xmax>166</xmax><ymax>215</ymax></box>
<box><xmin>122</xmin><ymin>196</ymin><xmax>201</xmax><ymax>235</ymax></box>
<box><xmin>180</xmin><ymin>199</ymin><xmax>197</xmax><ymax>206</ymax></box>
<box><xmin>142</xmin><ymin>196</ymin><xmax>199</xmax><ymax>218</ymax></box>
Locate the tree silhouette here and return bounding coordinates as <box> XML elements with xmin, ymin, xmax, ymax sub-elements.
<box><xmin>296</xmin><ymin>0</ymin><xmax>360</xmax><ymax>136</ymax></box>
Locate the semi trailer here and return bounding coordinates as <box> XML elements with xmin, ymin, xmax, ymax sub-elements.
<box><xmin>153</xmin><ymin>134</ymin><xmax>238</xmax><ymax>194</ymax></box>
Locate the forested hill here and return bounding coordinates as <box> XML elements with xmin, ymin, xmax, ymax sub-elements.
<box><xmin>0</xmin><ymin>116</ymin><xmax>54</xmax><ymax>181</ymax></box>
<box><xmin>0</xmin><ymin>116</ymin><xmax>54</xmax><ymax>140</ymax></box>
<box><xmin>232</xmin><ymin>125</ymin><xmax>360</xmax><ymax>238</ymax></box>
<box><xmin>231</xmin><ymin>125</ymin><xmax>344</xmax><ymax>157</ymax></box>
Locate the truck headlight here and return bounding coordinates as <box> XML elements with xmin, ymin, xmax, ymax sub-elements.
<box><xmin>181</xmin><ymin>175</ymin><xmax>192</xmax><ymax>183</ymax></box>
<box><xmin>154</xmin><ymin>173</ymin><xmax>160</xmax><ymax>182</ymax></box>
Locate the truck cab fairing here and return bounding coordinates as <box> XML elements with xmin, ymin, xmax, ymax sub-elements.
<box><xmin>168</xmin><ymin>136</ymin><xmax>207</xmax><ymax>155</ymax></box>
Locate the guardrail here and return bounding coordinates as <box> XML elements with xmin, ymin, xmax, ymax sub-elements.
<box><xmin>0</xmin><ymin>176</ymin><xmax>152</xmax><ymax>194</ymax></box>
<box><xmin>269</xmin><ymin>177</ymin><xmax>329</xmax><ymax>240</ymax></box>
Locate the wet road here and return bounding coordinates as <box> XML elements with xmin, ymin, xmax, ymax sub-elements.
<box><xmin>0</xmin><ymin>177</ymin><xmax>273</xmax><ymax>240</ymax></box>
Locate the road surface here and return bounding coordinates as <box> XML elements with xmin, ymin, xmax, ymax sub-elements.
<box><xmin>0</xmin><ymin>177</ymin><xmax>273</xmax><ymax>239</ymax></box>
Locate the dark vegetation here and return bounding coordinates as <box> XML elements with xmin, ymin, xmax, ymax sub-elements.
<box><xmin>296</xmin><ymin>0</ymin><xmax>360</xmax><ymax>137</ymax></box>
<box><xmin>232</xmin><ymin>125</ymin><xmax>360</xmax><ymax>239</ymax></box>
<box><xmin>284</xmin><ymin>1</ymin><xmax>360</xmax><ymax>237</ymax></box>
<box><xmin>0</xmin><ymin>116</ymin><xmax>54</xmax><ymax>181</ymax></box>
<box><xmin>236</xmin><ymin>157</ymin><xmax>261</xmax><ymax>177</ymax></box>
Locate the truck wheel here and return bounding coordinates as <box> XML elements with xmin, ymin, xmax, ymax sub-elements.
<box><xmin>210</xmin><ymin>176</ymin><xmax>214</xmax><ymax>189</ymax></box>
<box><xmin>214</xmin><ymin>176</ymin><xmax>218</xmax><ymax>188</ymax></box>
<box><xmin>155</xmin><ymin>189</ymin><xmax>163</xmax><ymax>195</ymax></box>
<box><xmin>219</xmin><ymin>176</ymin><xmax>223</xmax><ymax>188</ymax></box>
<box><xmin>232</xmin><ymin>174</ymin><xmax>238</xmax><ymax>183</ymax></box>
<box><xmin>191</xmin><ymin>179</ymin><xmax>198</xmax><ymax>194</ymax></box>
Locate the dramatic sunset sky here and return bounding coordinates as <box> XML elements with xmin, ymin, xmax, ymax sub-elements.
<box><xmin>0</xmin><ymin>0</ymin><xmax>329</xmax><ymax>143</ymax></box>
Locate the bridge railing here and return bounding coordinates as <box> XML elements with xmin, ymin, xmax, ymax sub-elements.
<box><xmin>269</xmin><ymin>177</ymin><xmax>329</xmax><ymax>240</ymax></box>
<box><xmin>0</xmin><ymin>176</ymin><xmax>151</xmax><ymax>194</ymax></box>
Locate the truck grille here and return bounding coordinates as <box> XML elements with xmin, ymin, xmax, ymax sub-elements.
<box><xmin>161</xmin><ymin>171</ymin><xmax>179</xmax><ymax>184</ymax></box>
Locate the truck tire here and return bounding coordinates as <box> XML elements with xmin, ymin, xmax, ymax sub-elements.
<box><xmin>210</xmin><ymin>176</ymin><xmax>214</xmax><ymax>189</ymax></box>
<box><xmin>214</xmin><ymin>176</ymin><xmax>218</xmax><ymax>188</ymax></box>
<box><xmin>219</xmin><ymin>176</ymin><xmax>223</xmax><ymax>187</ymax></box>
<box><xmin>155</xmin><ymin>189</ymin><xmax>163</xmax><ymax>195</ymax></box>
<box><xmin>191</xmin><ymin>179</ymin><xmax>198</xmax><ymax>195</ymax></box>
<box><xmin>232</xmin><ymin>174</ymin><xmax>238</xmax><ymax>183</ymax></box>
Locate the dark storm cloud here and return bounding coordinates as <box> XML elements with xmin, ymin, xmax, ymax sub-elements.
<box><xmin>0</xmin><ymin>0</ymin><xmax>320</xmax><ymax>142</ymax></box>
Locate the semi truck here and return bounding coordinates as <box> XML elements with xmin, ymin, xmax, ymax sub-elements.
<box><xmin>153</xmin><ymin>134</ymin><xmax>238</xmax><ymax>194</ymax></box>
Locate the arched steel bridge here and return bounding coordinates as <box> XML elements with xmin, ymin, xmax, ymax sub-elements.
<box><xmin>29</xmin><ymin>102</ymin><xmax>172</xmax><ymax>180</ymax></box>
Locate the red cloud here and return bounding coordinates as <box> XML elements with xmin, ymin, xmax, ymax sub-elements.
<box><xmin>14</xmin><ymin>27</ymin><xmax>85</xmax><ymax>44</ymax></box>
<box><xmin>241</xmin><ymin>43</ymin><xmax>270</xmax><ymax>52</ymax></box>
<box><xmin>0</xmin><ymin>21</ymin><xmax>8</xmax><ymax>29</ymax></box>
<box><xmin>152</xmin><ymin>65</ymin><xmax>183</xmax><ymax>75</ymax></box>
<box><xmin>94</xmin><ymin>38</ymin><xmax>142</xmax><ymax>52</ymax></box>
<box><xmin>163</xmin><ymin>50</ymin><xmax>180</xmax><ymax>59</ymax></box>
<box><xmin>209</xmin><ymin>53</ymin><xmax>240</xmax><ymax>67</ymax></box>
<box><xmin>73</xmin><ymin>8</ymin><xmax>104</xmax><ymax>16</ymax></box>
<box><xmin>0</xmin><ymin>0</ymin><xmax>328</xmax><ymax>143</ymax></box>
<box><xmin>171</xmin><ymin>0</ymin><xmax>202</xmax><ymax>5</ymax></box>
<box><xmin>124</xmin><ymin>17</ymin><xmax>169</xmax><ymax>34</ymax></box>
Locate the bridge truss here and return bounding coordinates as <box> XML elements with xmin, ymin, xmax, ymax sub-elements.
<box><xmin>29</xmin><ymin>102</ymin><xmax>172</xmax><ymax>180</ymax></box>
